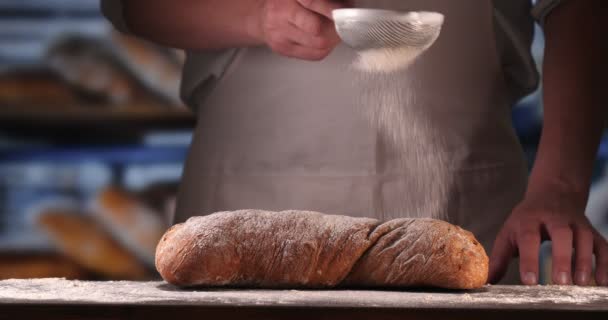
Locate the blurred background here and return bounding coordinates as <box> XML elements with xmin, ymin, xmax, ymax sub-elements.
<box><xmin>0</xmin><ymin>0</ymin><xmax>191</xmax><ymax>281</ymax></box>
<box><xmin>0</xmin><ymin>0</ymin><xmax>606</xmax><ymax>283</ymax></box>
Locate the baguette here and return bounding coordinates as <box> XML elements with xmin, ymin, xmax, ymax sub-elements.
<box><xmin>36</xmin><ymin>210</ymin><xmax>151</xmax><ymax>280</ymax></box>
<box><xmin>0</xmin><ymin>67</ymin><xmax>83</xmax><ymax>108</ymax></box>
<box><xmin>90</xmin><ymin>187</ymin><xmax>168</xmax><ymax>266</ymax></box>
<box><xmin>156</xmin><ymin>210</ymin><xmax>488</xmax><ymax>289</ymax></box>
<box><xmin>0</xmin><ymin>252</ymin><xmax>90</xmax><ymax>280</ymax></box>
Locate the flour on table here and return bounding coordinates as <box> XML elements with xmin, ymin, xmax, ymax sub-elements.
<box><xmin>1</xmin><ymin>279</ymin><xmax>607</xmax><ymax>309</ymax></box>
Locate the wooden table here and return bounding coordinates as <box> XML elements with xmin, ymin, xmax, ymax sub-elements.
<box><xmin>0</xmin><ymin>279</ymin><xmax>607</xmax><ymax>319</ymax></box>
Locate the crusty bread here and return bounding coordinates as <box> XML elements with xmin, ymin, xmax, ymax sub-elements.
<box><xmin>109</xmin><ymin>31</ymin><xmax>183</xmax><ymax>106</ymax></box>
<box><xmin>90</xmin><ymin>187</ymin><xmax>168</xmax><ymax>267</ymax></box>
<box><xmin>0</xmin><ymin>252</ymin><xmax>90</xmax><ymax>280</ymax></box>
<box><xmin>0</xmin><ymin>67</ymin><xmax>83</xmax><ymax>108</ymax></box>
<box><xmin>156</xmin><ymin>210</ymin><xmax>488</xmax><ymax>289</ymax></box>
<box><xmin>36</xmin><ymin>210</ymin><xmax>151</xmax><ymax>280</ymax></box>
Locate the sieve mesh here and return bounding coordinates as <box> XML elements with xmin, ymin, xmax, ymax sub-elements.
<box><xmin>333</xmin><ymin>9</ymin><xmax>444</xmax><ymax>52</ymax></box>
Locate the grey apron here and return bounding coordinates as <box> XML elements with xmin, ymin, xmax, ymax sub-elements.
<box><xmin>176</xmin><ymin>0</ymin><xmax>528</xmax><ymax>282</ymax></box>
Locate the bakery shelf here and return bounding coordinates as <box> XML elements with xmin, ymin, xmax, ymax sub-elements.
<box><xmin>0</xmin><ymin>105</ymin><xmax>195</xmax><ymax>128</ymax></box>
<box><xmin>0</xmin><ymin>105</ymin><xmax>196</xmax><ymax>142</ymax></box>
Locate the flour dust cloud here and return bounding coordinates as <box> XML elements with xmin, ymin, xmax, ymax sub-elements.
<box><xmin>354</xmin><ymin>51</ymin><xmax>451</xmax><ymax>221</ymax></box>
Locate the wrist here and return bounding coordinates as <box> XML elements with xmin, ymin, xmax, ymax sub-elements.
<box><xmin>245</xmin><ymin>0</ymin><xmax>267</xmax><ymax>45</ymax></box>
<box><xmin>527</xmin><ymin>144</ymin><xmax>593</xmax><ymax>207</ymax></box>
<box><xmin>525</xmin><ymin>172</ymin><xmax>590</xmax><ymax>210</ymax></box>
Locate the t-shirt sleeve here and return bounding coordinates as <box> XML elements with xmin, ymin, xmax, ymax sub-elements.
<box><xmin>100</xmin><ymin>0</ymin><xmax>131</xmax><ymax>33</ymax></box>
<box><xmin>531</xmin><ymin>0</ymin><xmax>564</xmax><ymax>26</ymax></box>
<box><xmin>99</xmin><ymin>0</ymin><xmax>239</xmax><ymax>110</ymax></box>
<box><xmin>180</xmin><ymin>49</ymin><xmax>241</xmax><ymax>109</ymax></box>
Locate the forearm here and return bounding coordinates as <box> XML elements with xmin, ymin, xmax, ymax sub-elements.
<box><xmin>122</xmin><ymin>0</ymin><xmax>264</xmax><ymax>50</ymax></box>
<box><xmin>527</xmin><ymin>0</ymin><xmax>607</xmax><ymax>204</ymax></box>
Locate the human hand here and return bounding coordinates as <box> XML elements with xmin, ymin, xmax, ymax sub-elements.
<box><xmin>255</xmin><ymin>0</ymin><xmax>350</xmax><ymax>60</ymax></box>
<box><xmin>488</xmin><ymin>190</ymin><xmax>608</xmax><ymax>286</ymax></box>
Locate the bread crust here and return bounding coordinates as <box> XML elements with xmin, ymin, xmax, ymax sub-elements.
<box><xmin>156</xmin><ymin>210</ymin><xmax>488</xmax><ymax>289</ymax></box>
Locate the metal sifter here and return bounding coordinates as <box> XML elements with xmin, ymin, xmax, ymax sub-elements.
<box><xmin>332</xmin><ymin>9</ymin><xmax>444</xmax><ymax>71</ymax></box>
<box><xmin>332</xmin><ymin>9</ymin><xmax>444</xmax><ymax>51</ymax></box>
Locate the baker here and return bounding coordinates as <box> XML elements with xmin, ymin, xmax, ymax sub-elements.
<box><xmin>101</xmin><ymin>0</ymin><xmax>608</xmax><ymax>286</ymax></box>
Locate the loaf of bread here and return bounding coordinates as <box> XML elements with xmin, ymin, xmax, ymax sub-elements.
<box><xmin>45</xmin><ymin>33</ymin><xmax>184</xmax><ymax>108</ymax></box>
<box><xmin>0</xmin><ymin>252</ymin><xmax>90</xmax><ymax>280</ymax></box>
<box><xmin>0</xmin><ymin>67</ymin><xmax>83</xmax><ymax>108</ymax></box>
<box><xmin>156</xmin><ymin>210</ymin><xmax>488</xmax><ymax>289</ymax></box>
<box><xmin>109</xmin><ymin>31</ymin><xmax>184</xmax><ymax>106</ymax></box>
<box><xmin>45</xmin><ymin>35</ymin><xmax>167</xmax><ymax>107</ymax></box>
<box><xmin>90</xmin><ymin>187</ymin><xmax>168</xmax><ymax>266</ymax></box>
<box><xmin>36</xmin><ymin>209</ymin><xmax>151</xmax><ymax>280</ymax></box>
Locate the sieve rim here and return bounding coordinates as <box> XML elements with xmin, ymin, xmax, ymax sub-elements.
<box><xmin>332</xmin><ymin>9</ymin><xmax>444</xmax><ymax>26</ymax></box>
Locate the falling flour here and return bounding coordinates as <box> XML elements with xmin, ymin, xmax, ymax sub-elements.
<box><xmin>354</xmin><ymin>48</ymin><xmax>451</xmax><ymax>221</ymax></box>
<box><xmin>354</xmin><ymin>47</ymin><xmax>428</xmax><ymax>74</ymax></box>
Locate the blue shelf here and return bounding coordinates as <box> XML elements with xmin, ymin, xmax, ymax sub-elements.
<box><xmin>0</xmin><ymin>145</ymin><xmax>189</xmax><ymax>165</ymax></box>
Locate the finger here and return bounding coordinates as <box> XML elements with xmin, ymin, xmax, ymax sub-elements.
<box><xmin>548</xmin><ymin>225</ymin><xmax>573</xmax><ymax>285</ymax></box>
<box><xmin>573</xmin><ymin>224</ymin><xmax>594</xmax><ymax>286</ymax></box>
<box><xmin>594</xmin><ymin>231</ymin><xmax>608</xmax><ymax>286</ymax></box>
<box><xmin>297</xmin><ymin>0</ymin><xmax>345</xmax><ymax>19</ymax></box>
<box><xmin>488</xmin><ymin>228</ymin><xmax>517</xmax><ymax>284</ymax></box>
<box><xmin>271</xmin><ymin>40</ymin><xmax>331</xmax><ymax>61</ymax></box>
<box><xmin>284</xmin><ymin>24</ymin><xmax>335</xmax><ymax>49</ymax></box>
<box><xmin>288</xmin><ymin>2</ymin><xmax>324</xmax><ymax>35</ymax></box>
<box><xmin>517</xmin><ymin>226</ymin><xmax>541</xmax><ymax>285</ymax></box>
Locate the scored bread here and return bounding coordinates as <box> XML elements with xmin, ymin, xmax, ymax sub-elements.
<box><xmin>156</xmin><ymin>210</ymin><xmax>488</xmax><ymax>289</ymax></box>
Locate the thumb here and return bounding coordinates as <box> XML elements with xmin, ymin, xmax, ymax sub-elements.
<box><xmin>488</xmin><ymin>229</ymin><xmax>516</xmax><ymax>284</ymax></box>
<box><xmin>297</xmin><ymin>0</ymin><xmax>348</xmax><ymax>20</ymax></box>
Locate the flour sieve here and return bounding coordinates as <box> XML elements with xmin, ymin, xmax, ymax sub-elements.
<box><xmin>332</xmin><ymin>9</ymin><xmax>445</xmax><ymax>72</ymax></box>
<box><xmin>332</xmin><ymin>9</ymin><xmax>444</xmax><ymax>51</ymax></box>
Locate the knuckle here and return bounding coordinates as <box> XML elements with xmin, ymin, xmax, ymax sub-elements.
<box><xmin>496</xmin><ymin>228</ymin><xmax>516</xmax><ymax>246</ymax></box>
<box><xmin>517</xmin><ymin>228</ymin><xmax>538</xmax><ymax>239</ymax></box>
<box><xmin>292</xmin><ymin>8</ymin><xmax>323</xmax><ymax>34</ymax></box>
<box><xmin>576</xmin><ymin>227</ymin><xmax>595</xmax><ymax>239</ymax></box>
<box><xmin>316</xmin><ymin>48</ymin><xmax>332</xmax><ymax>59</ymax></box>
<box><xmin>314</xmin><ymin>37</ymin><xmax>331</xmax><ymax>49</ymax></box>
<box><xmin>575</xmin><ymin>225</ymin><xmax>595</xmax><ymax>239</ymax></box>
<box><xmin>308</xmin><ymin>50</ymin><xmax>328</xmax><ymax>61</ymax></box>
<box><xmin>269</xmin><ymin>2</ymin><xmax>291</xmax><ymax>23</ymax></box>
<box><xmin>576</xmin><ymin>217</ymin><xmax>593</xmax><ymax>227</ymax></box>
<box><xmin>288</xmin><ymin>3</ymin><xmax>302</xmax><ymax>21</ymax></box>
<box><xmin>596</xmin><ymin>234</ymin><xmax>608</xmax><ymax>247</ymax></box>
<box><xmin>515</xmin><ymin>226</ymin><xmax>539</xmax><ymax>241</ymax></box>
<box><xmin>550</xmin><ymin>225</ymin><xmax>573</xmax><ymax>236</ymax></box>
<box><xmin>305</xmin><ymin>18</ymin><xmax>323</xmax><ymax>35</ymax></box>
